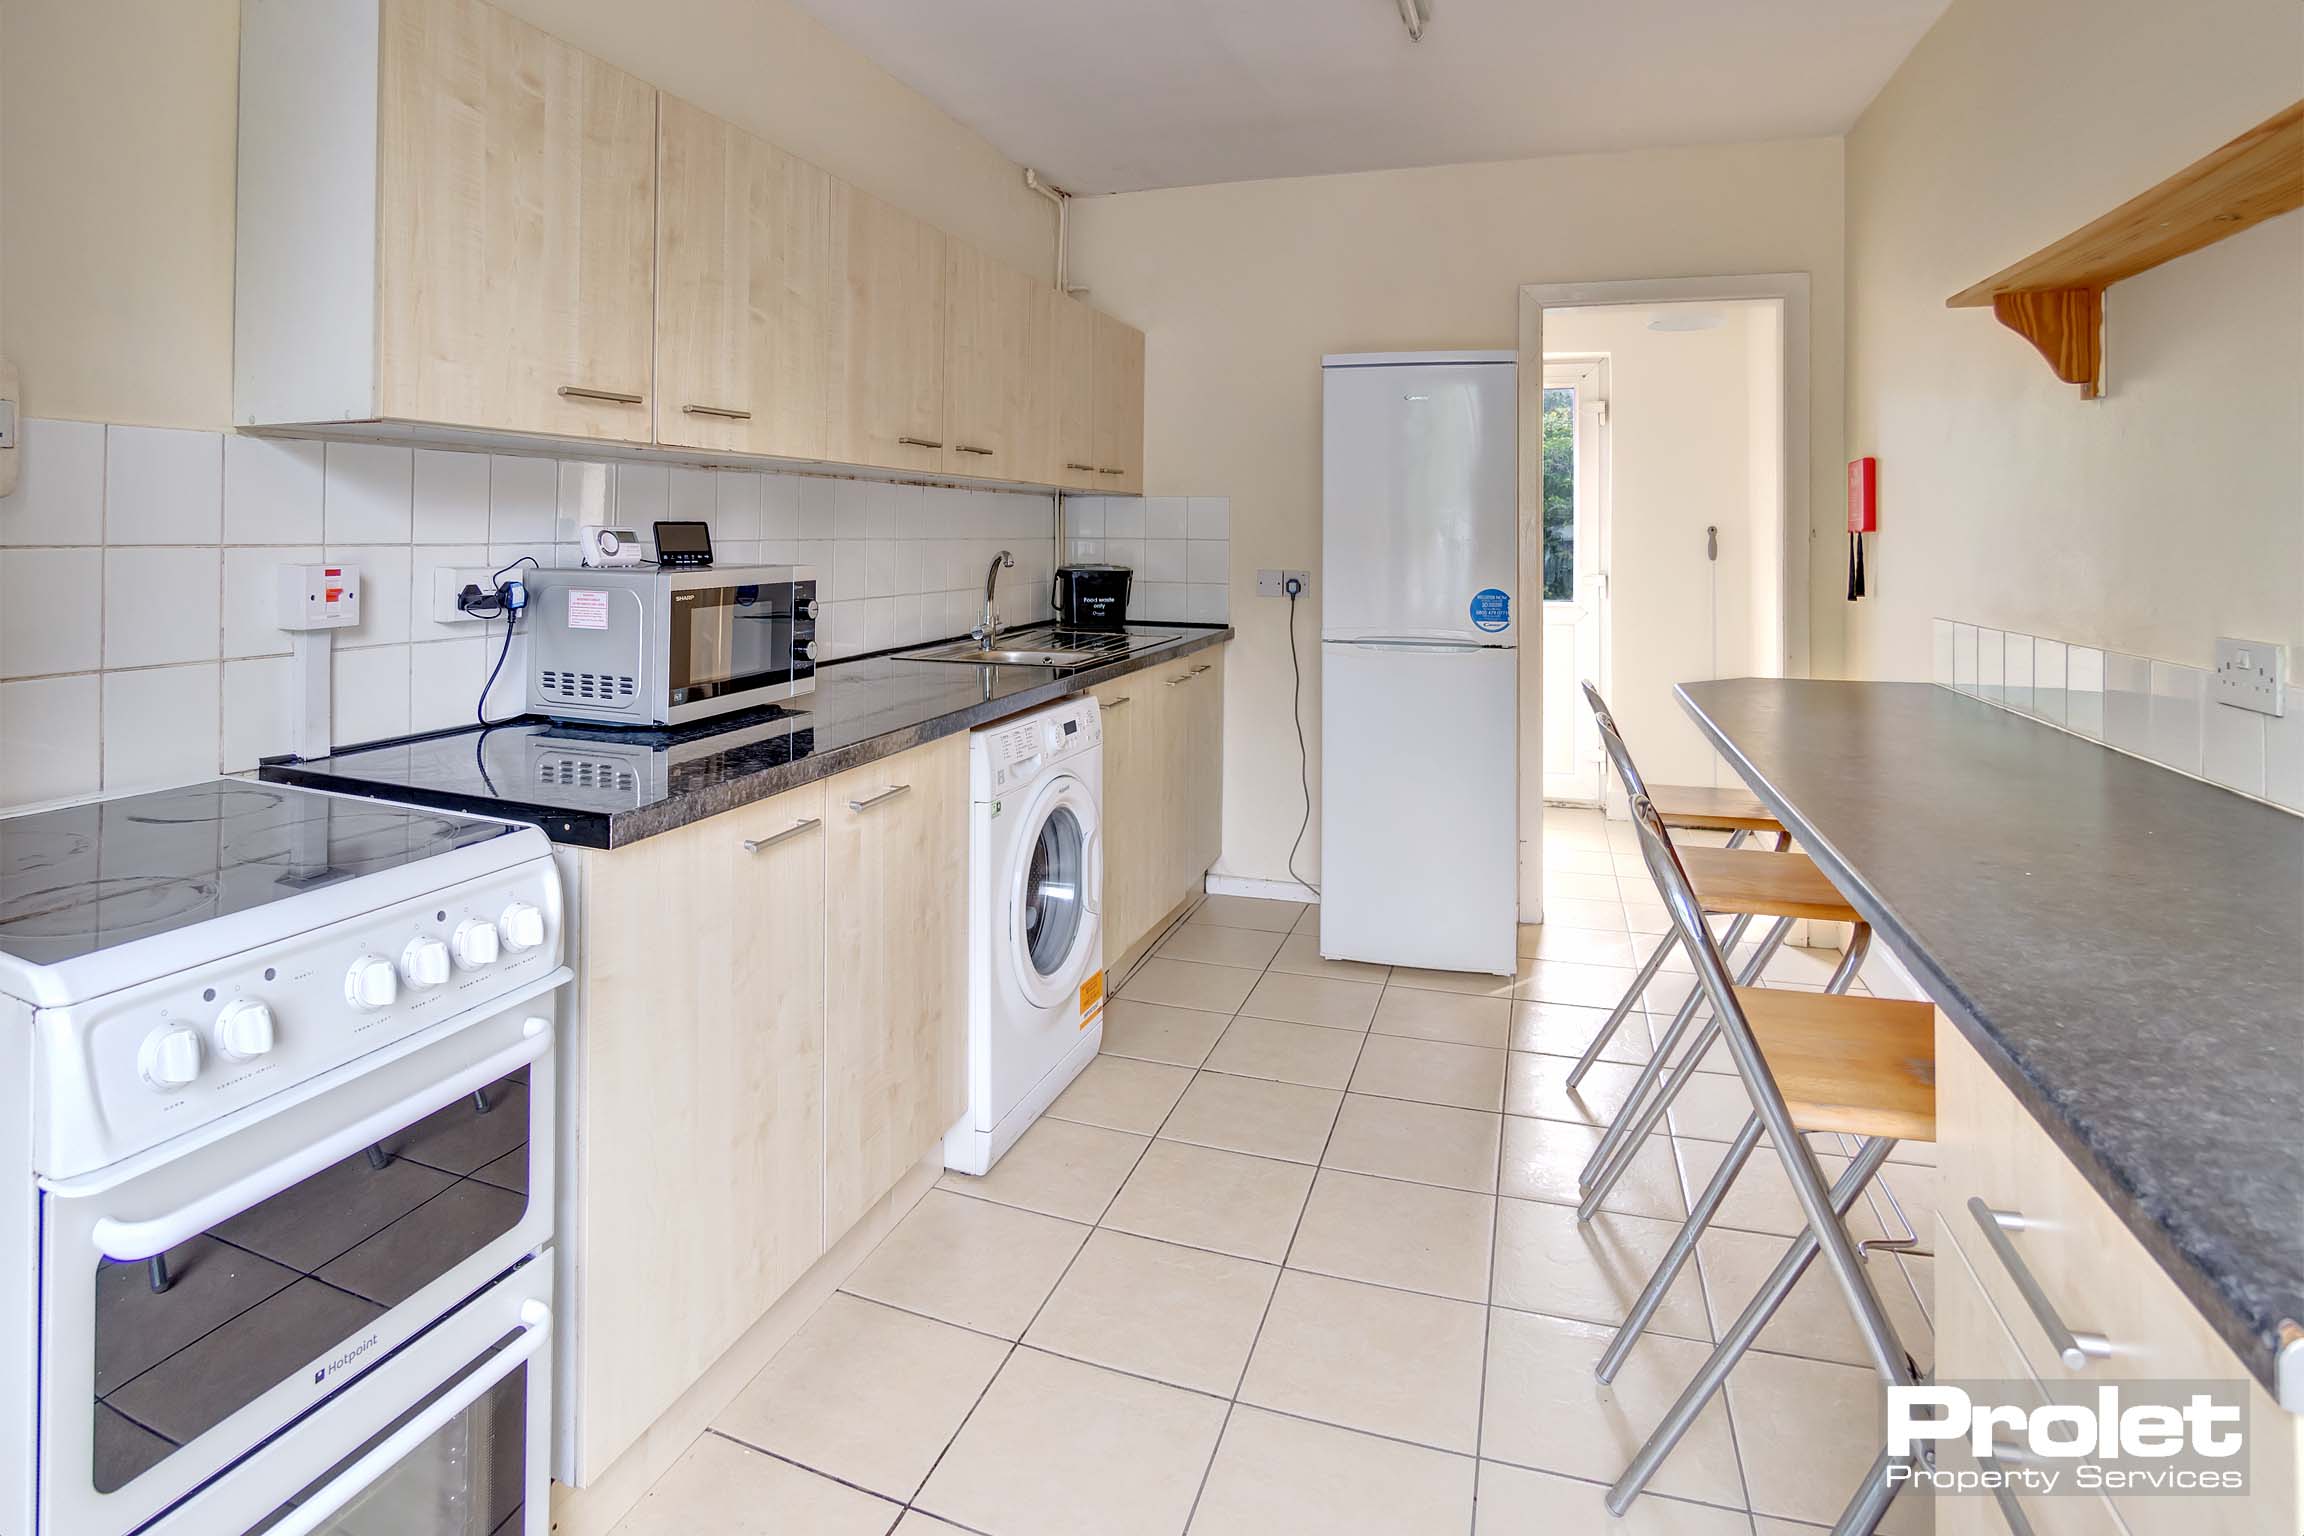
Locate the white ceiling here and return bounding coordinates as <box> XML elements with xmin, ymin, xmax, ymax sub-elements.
<box><xmin>793</xmin><ymin>0</ymin><xmax>1950</xmax><ymax>194</ymax></box>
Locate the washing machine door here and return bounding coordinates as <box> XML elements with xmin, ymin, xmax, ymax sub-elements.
<box><xmin>1006</xmin><ymin>772</ymin><xmax>1102</xmax><ymax>1011</ymax></box>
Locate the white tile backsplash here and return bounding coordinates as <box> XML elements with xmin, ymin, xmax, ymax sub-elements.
<box><xmin>1144</xmin><ymin>497</ymin><xmax>1188</xmax><ymax>540</ymax></box>
<box><xmin>2145</xmin><ymin>660</ymin><xmax>2204</xmax><ymax>775</ymax></box>
<box><xmin>2001</xmin><ymin>633</ymin><xmax>2033</xmax><ymax>715</ymax></box>
<box><xmin>2103</xmin><ymin>653</ymin><xmax>2152</xmax><ymax>758</ymax></box>
<box><xmin>1951</xmin><ymin>623</ymin><xmax>1977</xmax><ymax>693</ymax></box>
<box><xmin>2265</xmin><ymin>709</ymin><xmax>2304</xmax><ymax>812</ymax></box>
<box><xmin>0</xmin><ymin>416</ymin><xmax>1063</xmax><ymax>809</ymax></box>
<box><xmin>2031</xmin><ymin>638</ymin><xmax>2067</xmax><ymax>727</ymax></box>
<box><xmin>1930</xmin><ymin>619</ymin><xmax>1954</xmax><ymax>688</ymax></box>
<box><xmin>1062</xmin><ymin>494</ymin><xmax>1232</xmax><ymax>631</ymax></box>
<box><xmin>2066</xmin><ymin>646</ymin><xmax>2104</xmax><ymax>739</ymax></box>
<box><xmin>1975</xmin><ymin>627</ymin><xmax>2004</xmax><ymax>706</ymax></box>
<box><xmin>1188</xmin><ymin>496</ymin><xmax>1231</xmax><ymax>540</ymax></box>
<box><xmin>2201</xmin><ymin>704</ymin><xmax>2265</xmax><ymax>799</ymax></box>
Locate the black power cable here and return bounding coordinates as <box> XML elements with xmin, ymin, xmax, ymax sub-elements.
<box><xmin>1283</xmin><ymin>577</ymin><xmax>1318</xmax><ymax>897</ymax></box>
<box><xmin>476</xmin><ymin>555</ymin><xmax>538</xmax><ymax>727</ymax></box>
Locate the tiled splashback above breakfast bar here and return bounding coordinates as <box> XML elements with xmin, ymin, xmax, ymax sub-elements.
<box><xmin>0</xmin><ymin>418</ymin><xmax>1065</xmax><ymax>808</ymax></box>
<box><xmin>1932</xmin><ymin>617</ymin><xmax>2304</xmax><ymax>811</ymax></box>
<box><xmin>1062</xmin><ymin>496</ymin><xmax>1232</xmax><ymax>624</ymax></box>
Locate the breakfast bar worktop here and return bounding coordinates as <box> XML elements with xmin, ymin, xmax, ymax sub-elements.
<box><xmin>1677</xmin><ymin>678</ymin><xmax>2304</xmax><ymax>1407</ymax></box>
<box><xmin>258</xmin><ymin>625</ymin><xmax>1231</xmax><ymax>848</ymax></box>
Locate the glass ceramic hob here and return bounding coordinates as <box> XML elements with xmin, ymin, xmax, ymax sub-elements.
<box><xmin>0</xmin><ymin>782</ymin><xmax>519</xmax><ymax>967</ymax></box>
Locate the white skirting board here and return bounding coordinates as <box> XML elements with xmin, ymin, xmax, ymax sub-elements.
<box><xmin>1204</xmin><ymin>873</ymin><xmax>1320</xmax><ymax>904</ymax></box>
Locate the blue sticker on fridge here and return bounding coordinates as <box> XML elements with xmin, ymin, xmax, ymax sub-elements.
<box><xmin>1469</xmin><ymin>588</ymin><xmax>1511</xmax><ymax>632</ymax></box>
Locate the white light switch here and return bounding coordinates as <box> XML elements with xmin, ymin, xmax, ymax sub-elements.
<box><xmin>2210</xmin><ymin>636</ymin><xmax>2285</xmax><ymax>717</ymax></box>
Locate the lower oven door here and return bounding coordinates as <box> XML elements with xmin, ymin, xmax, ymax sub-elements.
<box><xmin>149</xmin><ymin>1257</ymin><xmax>550</xmax><ymax>1536</ymax></box>
<box><xmin>37</xmin><ymin>982</ymin><xmax>561</xmax><ymax>1536</ymax></box>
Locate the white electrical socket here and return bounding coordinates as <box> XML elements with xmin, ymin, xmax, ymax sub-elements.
<box><xmin>1257</xmin><ymin>569</ymin><xmax>1312</xmax><ymax>598</ymax></box>
<box><xmin>432</xmin><ymin>566</ymin><xmax>505</xmax><ymax>624</ymax></box>
<box><xmin>2210</xmin><ymin>636</ymin><xmax>2286</xmax><ymax>717</ymax></box>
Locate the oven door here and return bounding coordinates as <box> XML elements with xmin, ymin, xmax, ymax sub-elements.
<box><xmin>37</xmin><ymin>984</ymin><xmax>561</xmax><ymax>1536</ymax></box>
<box><xmin>664</xmin><ymin>576</ymin><xmax>807</xmax><ymax>719</ymax></box>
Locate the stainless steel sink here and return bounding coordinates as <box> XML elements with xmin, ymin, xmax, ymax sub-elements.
<box><xmin>894</xmin><ymin>625</ymin><xmax>1185</xmax><ymax>669</ymax></box>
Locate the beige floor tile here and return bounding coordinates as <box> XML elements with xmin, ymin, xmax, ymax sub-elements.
<box><xmin>610</xmin><ymin>1432</ymin><xmax>900</xmax><ymax>1536</ymax></box>
<box><xmin>1191</xmin><ymin>893</ymin><xmax>1305</xmax><ymax>932</ymax></box>
<box><xmin>1286</xmin><ymin>1168</ymin><xmax>1494</xmax><ymax>1301</ymax></box>
<box><xmin>1387</xmin><ymin>964</ymin><xmax>1517</xmax><ymax>998</ymax></box>
<box><xmin>1663</xmin><ymin>1070</ymin><xmax>1768</xmax><ymax>1143</ymax></box>
<box><xmin>1748</xmin><ymin>1522</ymin><xmax>1830</xmax><ymax>1536</ymax></box>
<box><xmin>1695</xmin><ymin>1225</ymin><xmax>1933</xmax><ymax>1371</ymax></box>
<box><xmin>1119</xmin><ymin>956</ymin><xmax>1262</xmax><ymax>1015</ymax></box>
<box><xmin>891</xmin><ymin>1514</ymin><xmax>972</xmax><ymax>1536</ymax></box>
<box><xmin>1156</xmin><ymin>921</ymin><xmax>1288</xmax><ymax>970</ymax></box>
<box><xmin>1047</xmin><ymin>1053</ymin><xmax>1195</xmax><ymax>1134</ymax></box>
<box><xmin>1528</xmin><ymin>924</ymin><xmax>1646</xmax><ymax>967</ymax></box>
<box><xmin>1543</xmin><ymin>843</ymin><xmax>1617</xmax><ymax>873</ymax></box>
<box><xmin>1268</xmin><ymin>928</ymin><xmax>1391</xmax><ymax>984</ymax></box>
<box><xmin>1726</xmin><ymin>1349</ymin><xmax>1927</xmax><ymax>1530</ymax></box>
<box><xmin>1370</xmin><ymin>987</ymin><xmax>1512</xmax><ymax>1048</ymax></box>
<box><xmin>1239</xmin><ymin>970</ymin><xmax>1383</xmax><ymax>1030</ymax></box>
<box><xmin>1239</xmin><ymin>1270</ymin><xmax>1487</xmax><ymax>1452</ymax></box>
<box><xmin>1671</xmin><ymin>1135</ymin><xmax>1870</xmax><ymax>1240</ymax></box>
<box><xmin>1160</xmin><ymin>1071</ymin><xmax>1343</xmax><ymax>1163</ymax></box>
<box><xmin>1204</xmin><ymin>1014</ymin><xmax>1366</xmax><ymax>1090</ymax></box>
<box><xmin>1499</xmin><ymin>1114</ymin><xmax>1686</xmax><ymax>1220</ymax></box>
<box><xmin>1190</xmin><ymin>1405</ymin><xmax>1476</xmax><ymax>1536</ymax></box>
<box><xmin>1099</xmin><ymin>998</ymin><xmax>1232</xmax><ymax>1068</ymax></box>
<box><xmin>842</xmin><ymin>1189</ymin><xmax>1088</xmax><ymax>1339</ymax></box>
<box><xmin>1492</xmin><ymin>1196</ymin><xmax>1712</xmax><ymax>1339</ymax></box>
<box><xmin>1545</xmin><ymin>870</ymin><xmax>1625</xmax><ymax>903</ymax></box>
<box><xmin>714</xmin><ymin>1293</ymin><xmax>1007</xmax><ymax>1501</ymax></box>
<box><xmin>1503</xmin><ymin>1050</ymin><xmax>1647</xmax><ymax>1126</ymax></box>
<box><xmin>916</xmin><ymin>1347</ymin><xmax>1228</xmax><ymax>1536</ymax></box>
<box><xmin>1321</xmin><ymin>1094</ymin><xmax>1501</xmax><ymax>1193</ymax></box>
<box><xmin>1513</xmin><ymin>999</ymin><xmax>1652</xmax><ymax>1064</ymax></box>
<box><xmin>1024</xmin><ymin>1228</ymin><xmax>1278</xmax><ymax>1396</ymax></box>
<box><xmin>1643</xmin><ymin>971</ymin><xmax>1706</xmax><ymax>1014</ymax></box>
<box><xmin>1480</xmin><ymin>1309</ymin><xmax>1746</xmax><ymax>1509</ymax></box>
<box><xmin>1540</xmin><ymin>896</ymin><xmax>1629</xmax><ymax>931</ymax></box>
<box><xmin>1474</xmin><ymin>1460</ymin><xmax>1754</xmax><ymax>1536</ymax></box>
<box><xmin>1647</xmin><ymin>1012</ymin><xmax>1738</xmax><ymax>1076</ymax></box>
<box><xmin>1349</xmin><ymin>1034</ymin><xmax>1507</xmax><ymax>1111</ymax></box>
<box><xmin>938</xmin><ymin>1115</ymin><xmax>1150</xmax><ymax>1223</ymax></box>
<box><xmin>1625</xmin><ymin>902</ymin><xmax>1674</xmax><ymax>935</ymax></box>
<box><xmin>1520</xmin><ymin>959</ymin><xmax>1645</xmax><ymax>1009</ymax></box>
<box><xmin>1102</xmin><ymin>1138</ymin><xmax>1317</xmax><ymax>1262</ymax></box>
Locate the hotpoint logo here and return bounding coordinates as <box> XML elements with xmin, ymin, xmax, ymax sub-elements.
<box><xmin>314</xmin><ymin>1332</ymin><xmax>384</xmax><ymax>1387</ymax></box>
<box><xmin>1889</xmin><ymin>1380</ymin><xmax>2250</xmax><ymax>1497</ymax></box>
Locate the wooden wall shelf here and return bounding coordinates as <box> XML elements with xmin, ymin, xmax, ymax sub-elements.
<box><xmin>1947</xmin><ymin>99</ymin><xmax>2304</xmax><ymax>398</ymax></box>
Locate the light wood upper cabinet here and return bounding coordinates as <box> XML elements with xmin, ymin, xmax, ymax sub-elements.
<box><xmin>823</xmin><ymin>735</ymin><xmax>969</xmax><ymax>1236</ymax></box>
<box><xmin>944</xmin><ymin>242</ymin><xmax>1052</xmax><ymax>482</ymax></box>
<box><xmin>1091</xmin><ymin>310</ymin><xmax>1147</xmax><ymax>494</ymax></box>
<box><xmin>376</xmin><ymin>0</ymin><xmax>657</xmax><ymax>439</ymax></box>
<box><xmin>827</xmin><ymin>186</ymin><xmax>948</xmax><ymax>473</ymax></box>
<box><xmin>654</xmin><ymin>94</ymin><xmax>832</xmax><ymax>459</ymax></box>
<box><xmin>1050</xmin><ymin>290</ymin><xmax>1102</xmax><ymax>491</ymax></box>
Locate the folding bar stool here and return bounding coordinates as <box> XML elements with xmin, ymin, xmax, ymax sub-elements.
<box><xmin>1594</xmin><ymin>716</ymin><xmax>1936</xmax><ymax>1534</ymax></box>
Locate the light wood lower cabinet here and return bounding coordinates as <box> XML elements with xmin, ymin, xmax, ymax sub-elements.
<box><xmin>823</xmin><ymin>734</ymin><xmax>969</xmax><ymax>1236</ymax></box>
<box><xmin>1096</xmin><ymin>647</ymin><xmax>1226</xmax><ymax>964</ymax></box>
<box><xmin>566</xmin><ymin>735</ymin><xmax>967</xmax><ymax>1481</ymax></box>
<box><xmin>1933</xmin><ymin>1012</ymin><xmax>2302</xmax><ymax>1536</ymax></box>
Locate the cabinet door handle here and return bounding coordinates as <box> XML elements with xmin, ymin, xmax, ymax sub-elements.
<box><xmin>558</xmin><ymin>385</ymin><xmax>644</xmax><ymax>405</ymax></box>
<box><xmin>1965</xmin><ymin>1199</ymin><xmax>2112</xmax><ymax>1369</ymax></box>
<box><xmin>848</xmin><ymin>783</ymin><xmax>912</xmax><ymax>814</ymax></box>
<box><xmin>1165</xmin><ymin>676</ymin><xmax>1189</xmax><ymax>687</ymax></box>
<box><xmin>1065</xmin><ymin>462</ymin><xmax>1098</xmax><ymax>473</ymax></box>
<box><xmin>1098</xmin><ymin>467</ymin><xmax>1125</xmax><ymax>476</ymax></box>
<box><xmin>956</xmin><ymin>444</ymin><xmax>995</xmax><ymax>456</ymax></box>
<box><xmin>683</xmin><ymin>403</ymin><xmax>752</xmax><ymax>420</ymax></box>
<box><xmin>741</xmin><ymin>818</ymin><xmax>820</xmax><ymax>854</ymax></box>
<box><xmin>1104</xmin><ymin>695</ymin><xmax>1132</xmax><ymax>710</ymax></box>
<box><xmin>1188</xmin><ymin>664</ymin><xmax>1211</xmax><ymax>676</ymax></box>
<box><xmin>898</xmin><ymin>436</ymin><xmax>943</xmax><ymax>450</ymax></box>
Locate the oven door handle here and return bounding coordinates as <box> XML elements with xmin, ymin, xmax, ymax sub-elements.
<box><xmin>266</xmin><ymin>1298</ymin><xmax>553</xmax><ymax>1536</ymax></box>
<box><xmin>88</xmin><ymin>1019</ymin><xmax>555</xmax><ymax>1263</ymax></box>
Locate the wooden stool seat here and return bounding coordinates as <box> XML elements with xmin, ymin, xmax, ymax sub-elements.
<box><xmin>1734</xmin><ymin>987</ymin><xmax>1937</xmax><ymax>1142</ymax></box>
<box><xmin>1681</xmin><ymin>847</ymin><xmax>1862</xmax><ymax>923</ymax></box>
<box><xmin>1649</xmin><ymin>784</ymin><xmax>1781</xmax><ymax>834</ymax></box>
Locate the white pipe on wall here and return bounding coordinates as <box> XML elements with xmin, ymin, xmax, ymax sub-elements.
<box><xmin>1024</xmin><ymin>168</ymin><xmax>1073</xmax><ymax>295</ymax></box>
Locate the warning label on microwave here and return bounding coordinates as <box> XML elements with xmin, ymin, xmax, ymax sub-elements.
<box><xmin>567</xmin><ymin>590</ymin><xmax>609</xmax><ymax>630</ymax></box>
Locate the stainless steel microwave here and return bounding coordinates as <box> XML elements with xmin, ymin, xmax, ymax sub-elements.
<box><xmin>523</xmin><ymin>565</ymin><xmax>817</xmax><ymax>726</ymax></box>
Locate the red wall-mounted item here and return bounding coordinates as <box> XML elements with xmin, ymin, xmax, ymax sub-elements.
<box><xmin>1846</xmin><ymin>456</ymin><xmax>1879</xmax><ymax>533</ymax></box>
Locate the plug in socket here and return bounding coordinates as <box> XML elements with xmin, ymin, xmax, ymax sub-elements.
<box><xmin>1257</xmin><ymin>570</ymin><xmax>1312</xmax><ymax>598</ymax></box>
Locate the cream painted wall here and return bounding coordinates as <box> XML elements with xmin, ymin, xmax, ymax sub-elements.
<box><xmin>0</xmin><ymin>0</ymin><xmax>1052</xmax><ymax>431</ymax></box>
<box><xmin>1843</xmin><ymin>0</ymin><xmax>2303</xmax><ymax>680</ymax></box>
<box><xmin>1068</xmin><ymin>140</ymin><xmax>1845</xmax><ymax>885</ymax></box>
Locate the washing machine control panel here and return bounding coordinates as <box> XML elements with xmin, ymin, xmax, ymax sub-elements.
<box><xmin>983</xmin><ymin>698</ymin><xmax>1102</xmax><ymax>795</ymax></box>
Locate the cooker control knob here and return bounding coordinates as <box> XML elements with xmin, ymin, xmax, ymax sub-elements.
<box><xmin>345</xmin><ymin>955</ymin><xmax>398</xmax><ymax>1011</ymax></box>
<box><xmin>401</xmin><ymin>937</ymin><xmax>451</xmax><ymax>989</ymax></box>
<box><xmin>140</xmin><ymin>1024</ymin><xmax>203</xmax><ymax>1091</ymax></box>
<box><xmin>452</xmin><ymin>918</ymin><xmax>500</xmax><ymax>970</ymax></box>
<box><xmin>500</xmin><ymin>902</ymin><xmax>546</xmax><ymax>954</ymax></box>
<box><xmin>213</xmin><ymin>999</ymin><xmax>276</xmax><ymax>1061</ymax></box>
<box><xmin>803</xmin><ymin>599</ymin><xmax>820</xmax><ymax>620</ymax></box>
<box><xmin>802</xmin><ymin>640</ymin><xmax>819</xmax><ymax>661</ymax></box>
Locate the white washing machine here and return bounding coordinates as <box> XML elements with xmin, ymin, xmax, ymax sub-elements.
<box><xmin>943</xmin><ymin>696</ymin><xmax>1106</xmax><ymax>1175</ymax></box>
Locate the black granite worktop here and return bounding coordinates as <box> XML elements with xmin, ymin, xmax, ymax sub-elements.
<box><xmin>1678</xmin><ymin>678</ymin><xmax>2303</xmax><ymax>1404</ymax></box>
<box><xmin>260</xmin><ymin>625</ymin><xmax>1230</xmax><ymax>849</ymax></box>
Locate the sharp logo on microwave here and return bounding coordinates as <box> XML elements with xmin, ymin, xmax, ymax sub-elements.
<box><xmin>314</xmin><ymin>1332</ymin><xmax>383</xmax><ymax>1386</ymax></box>
<box><xmin>673</xmin><ymin>591</ymin><xmax>697</xmax><ymax>604</ymax></box>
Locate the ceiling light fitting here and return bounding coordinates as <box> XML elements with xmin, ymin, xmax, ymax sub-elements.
<box><xmin>1395</xmin><ymin>0</ymin><xmax>1427</xmax><ymax>42</ymax></box>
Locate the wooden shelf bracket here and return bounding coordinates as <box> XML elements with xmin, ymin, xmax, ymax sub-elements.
<box><xmin>1990</xmin><ymin>288</ymin><xmax>2103</xmax><ymax>399</ymax></box>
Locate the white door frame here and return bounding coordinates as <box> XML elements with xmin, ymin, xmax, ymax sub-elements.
<box><xmin>1514</xmin><ymin>272</ymin><xmax>1811</xmax><ymax>919</ymax></box>
<box><xmin>1539</xmin><ymin>357</ymin><xmax>1609</xmax><ymax>804</ymax></box>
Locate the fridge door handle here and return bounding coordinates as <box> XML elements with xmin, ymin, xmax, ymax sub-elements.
<box><xmin>1336</xmin><ymin>638</ymin><xmax>1495</xmax><ymax>654</ymax></box>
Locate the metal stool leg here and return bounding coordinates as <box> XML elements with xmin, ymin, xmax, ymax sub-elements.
<box><xmin>1596</xmin><ymin>1110</ymin><xmax>1764</xmax><ymax>1382</ymax></box>
<box><xmin>1566</xmin><ymin>828</ymin><xmax>1753</xmax><ymax>1089</ymax></box>
<box><xmin>1829</xmin><ymin>1446</ymin><xmax>1908</xmax><ymax>1536</ymax></box>
<box><xmin>1605</xmin><ymin>1136</ymin><xmax>1896</xmax><ymax>1514</ymax></box>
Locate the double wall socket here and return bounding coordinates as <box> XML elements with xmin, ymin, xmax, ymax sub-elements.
<box><xmin>1257</xmin><ymin>570</ymin><xmax>1312</xmax><ymax>598</ymax></box>
<box><xmin>2211</xmin><ymin>637</ymin><xmax>2287</xmax><ymax>716</ymax></box>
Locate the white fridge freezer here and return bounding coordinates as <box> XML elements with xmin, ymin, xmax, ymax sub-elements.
<box><xmin>1318</xmin><ymin>640</ymin><xmax>1518</xmax><ymax>974</ymax></box>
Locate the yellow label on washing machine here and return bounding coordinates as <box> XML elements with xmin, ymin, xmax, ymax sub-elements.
<box><xmin>1079</xmin><ymin>969</ymin><xmax>1105</xmax><ymax>1026</ymax></box>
